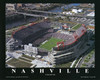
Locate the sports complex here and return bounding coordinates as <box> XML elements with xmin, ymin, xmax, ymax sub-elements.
<box><xmin>7</xmin><ymin>19</ymin><xmax>90</xmax><ymax>65</ymax></box>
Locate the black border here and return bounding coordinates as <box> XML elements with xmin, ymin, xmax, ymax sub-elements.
<box><xmin>0</xmin><ymin>0</ymin><xmax>99</xmax><ymax>80</ymax></box>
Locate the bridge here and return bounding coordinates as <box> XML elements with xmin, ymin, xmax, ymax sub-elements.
<box><xmin>22</xmin><ymin>9</ymin><xmax>94</xmax><ymax>19</ymax></box>
<box><xmin>15</xmin><ymin>10</ymin><xmax>94</xmax><ymax>19</ymax></box>
<box><xmin>15</xmin><ymin>11</ymin><xmax>46</xmax><ymax>18</ymax></box>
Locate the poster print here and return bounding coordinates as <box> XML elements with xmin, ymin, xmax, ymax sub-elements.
<box><xmin>0</xmin><ymin>0</ymin><xmax>98</xmax><ymax>80</ymax></box>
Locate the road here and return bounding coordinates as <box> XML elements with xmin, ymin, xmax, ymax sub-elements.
<box><xmin>6</xmin><ymin>38</ymin><xmax>14</xmax><ymax>45</ymax></box>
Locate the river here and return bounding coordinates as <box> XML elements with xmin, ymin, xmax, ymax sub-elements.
<box><xmin>48</xmin><ymin>3</ymin><xmax>80</xmax><ymax>12</ymax></box>
<box><xmin>6</xmin><ymin>3</ymin><xmax>80</xmax><ymax>30</ymax></box>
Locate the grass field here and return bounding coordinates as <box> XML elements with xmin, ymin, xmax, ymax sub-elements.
<box><xmin>72</xmin><ymin>23</ymin><xmax>82</xmax><ymax>30</ymax></box>
<box><xmin>84</xmin><ymin>49</ymin><xmax>95</xmax><ymax>63</ymax></box>
<box><xmin>40</xmin><ymin>37</ymin><xmax>63</xmax><ymax>51</ymax></box>
<box><xmin>19</xmin><ymin>57</ymin><xmax>32</xmax><ymax>62</ymax></box>
<box><xmin>6</xmin><ymin>58</ymin><xmax>33</xmax><ymax>68</ymax></box>
<box><xmin>55</xmin><ymin>62</ymin><xmax>72</xmax><ymax>68</ymax></box>
<box><xmin>22</xmin><ymin>55</ymin><xmax>35</xmax><ymax>60</ymax></box>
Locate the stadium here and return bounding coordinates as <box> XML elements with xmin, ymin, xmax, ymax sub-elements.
<box><xmin>12</xmin><ymin>19</ymin><xmax>88</xmax><ymax>64</ymax></box>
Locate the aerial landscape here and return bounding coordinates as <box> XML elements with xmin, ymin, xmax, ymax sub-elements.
<box><xmin>6</xmin><ymin>3</ymin><xmax>95</xmax><ymax>68</ymax></box>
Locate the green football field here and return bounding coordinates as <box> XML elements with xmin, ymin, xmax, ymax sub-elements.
<box><xmin>40</xmin><ymin>37</ymin><xmax>63</xmax><ymax>51</ymax></box>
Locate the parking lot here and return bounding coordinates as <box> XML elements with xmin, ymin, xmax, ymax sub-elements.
<box><xmin>69</xmin><ymin>17</ymin><xmax>94</xmax><ymax>25</ymax></box>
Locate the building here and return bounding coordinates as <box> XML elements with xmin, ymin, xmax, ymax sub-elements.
<box><xmin>6</xmin><ymin>4</ymin><xmax>16</xmax><ymax>11</ymax></box>
<box><xmin>87</xmin><ymin>11</ymin><xmax>95</xmax><ymax>17</ymax></box>
<box><xmin>24</xmin><ymin>43</ymin><xmax>38</xmax><ymax>54</ymax></box>
<box><xmin>72</xmin><ymin>9</ymin><xmax>83</xmax><ymax>13</ymax></box>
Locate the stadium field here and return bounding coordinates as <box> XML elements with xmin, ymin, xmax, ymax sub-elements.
<box><xmin>72</xmin><ymin>23</ymin><xmax>82</xmax><ymax>30</ymax></box>
<box><xmin>40</xmin><ymin>37</ymin><xmax>63</xmax><ymax>51</ymax></box>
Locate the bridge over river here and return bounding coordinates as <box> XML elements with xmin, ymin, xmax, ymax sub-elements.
<box><xmin>15</xmin><ymin>10</ymin><xmax>94</xmax><ymax>19</ymax></box>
